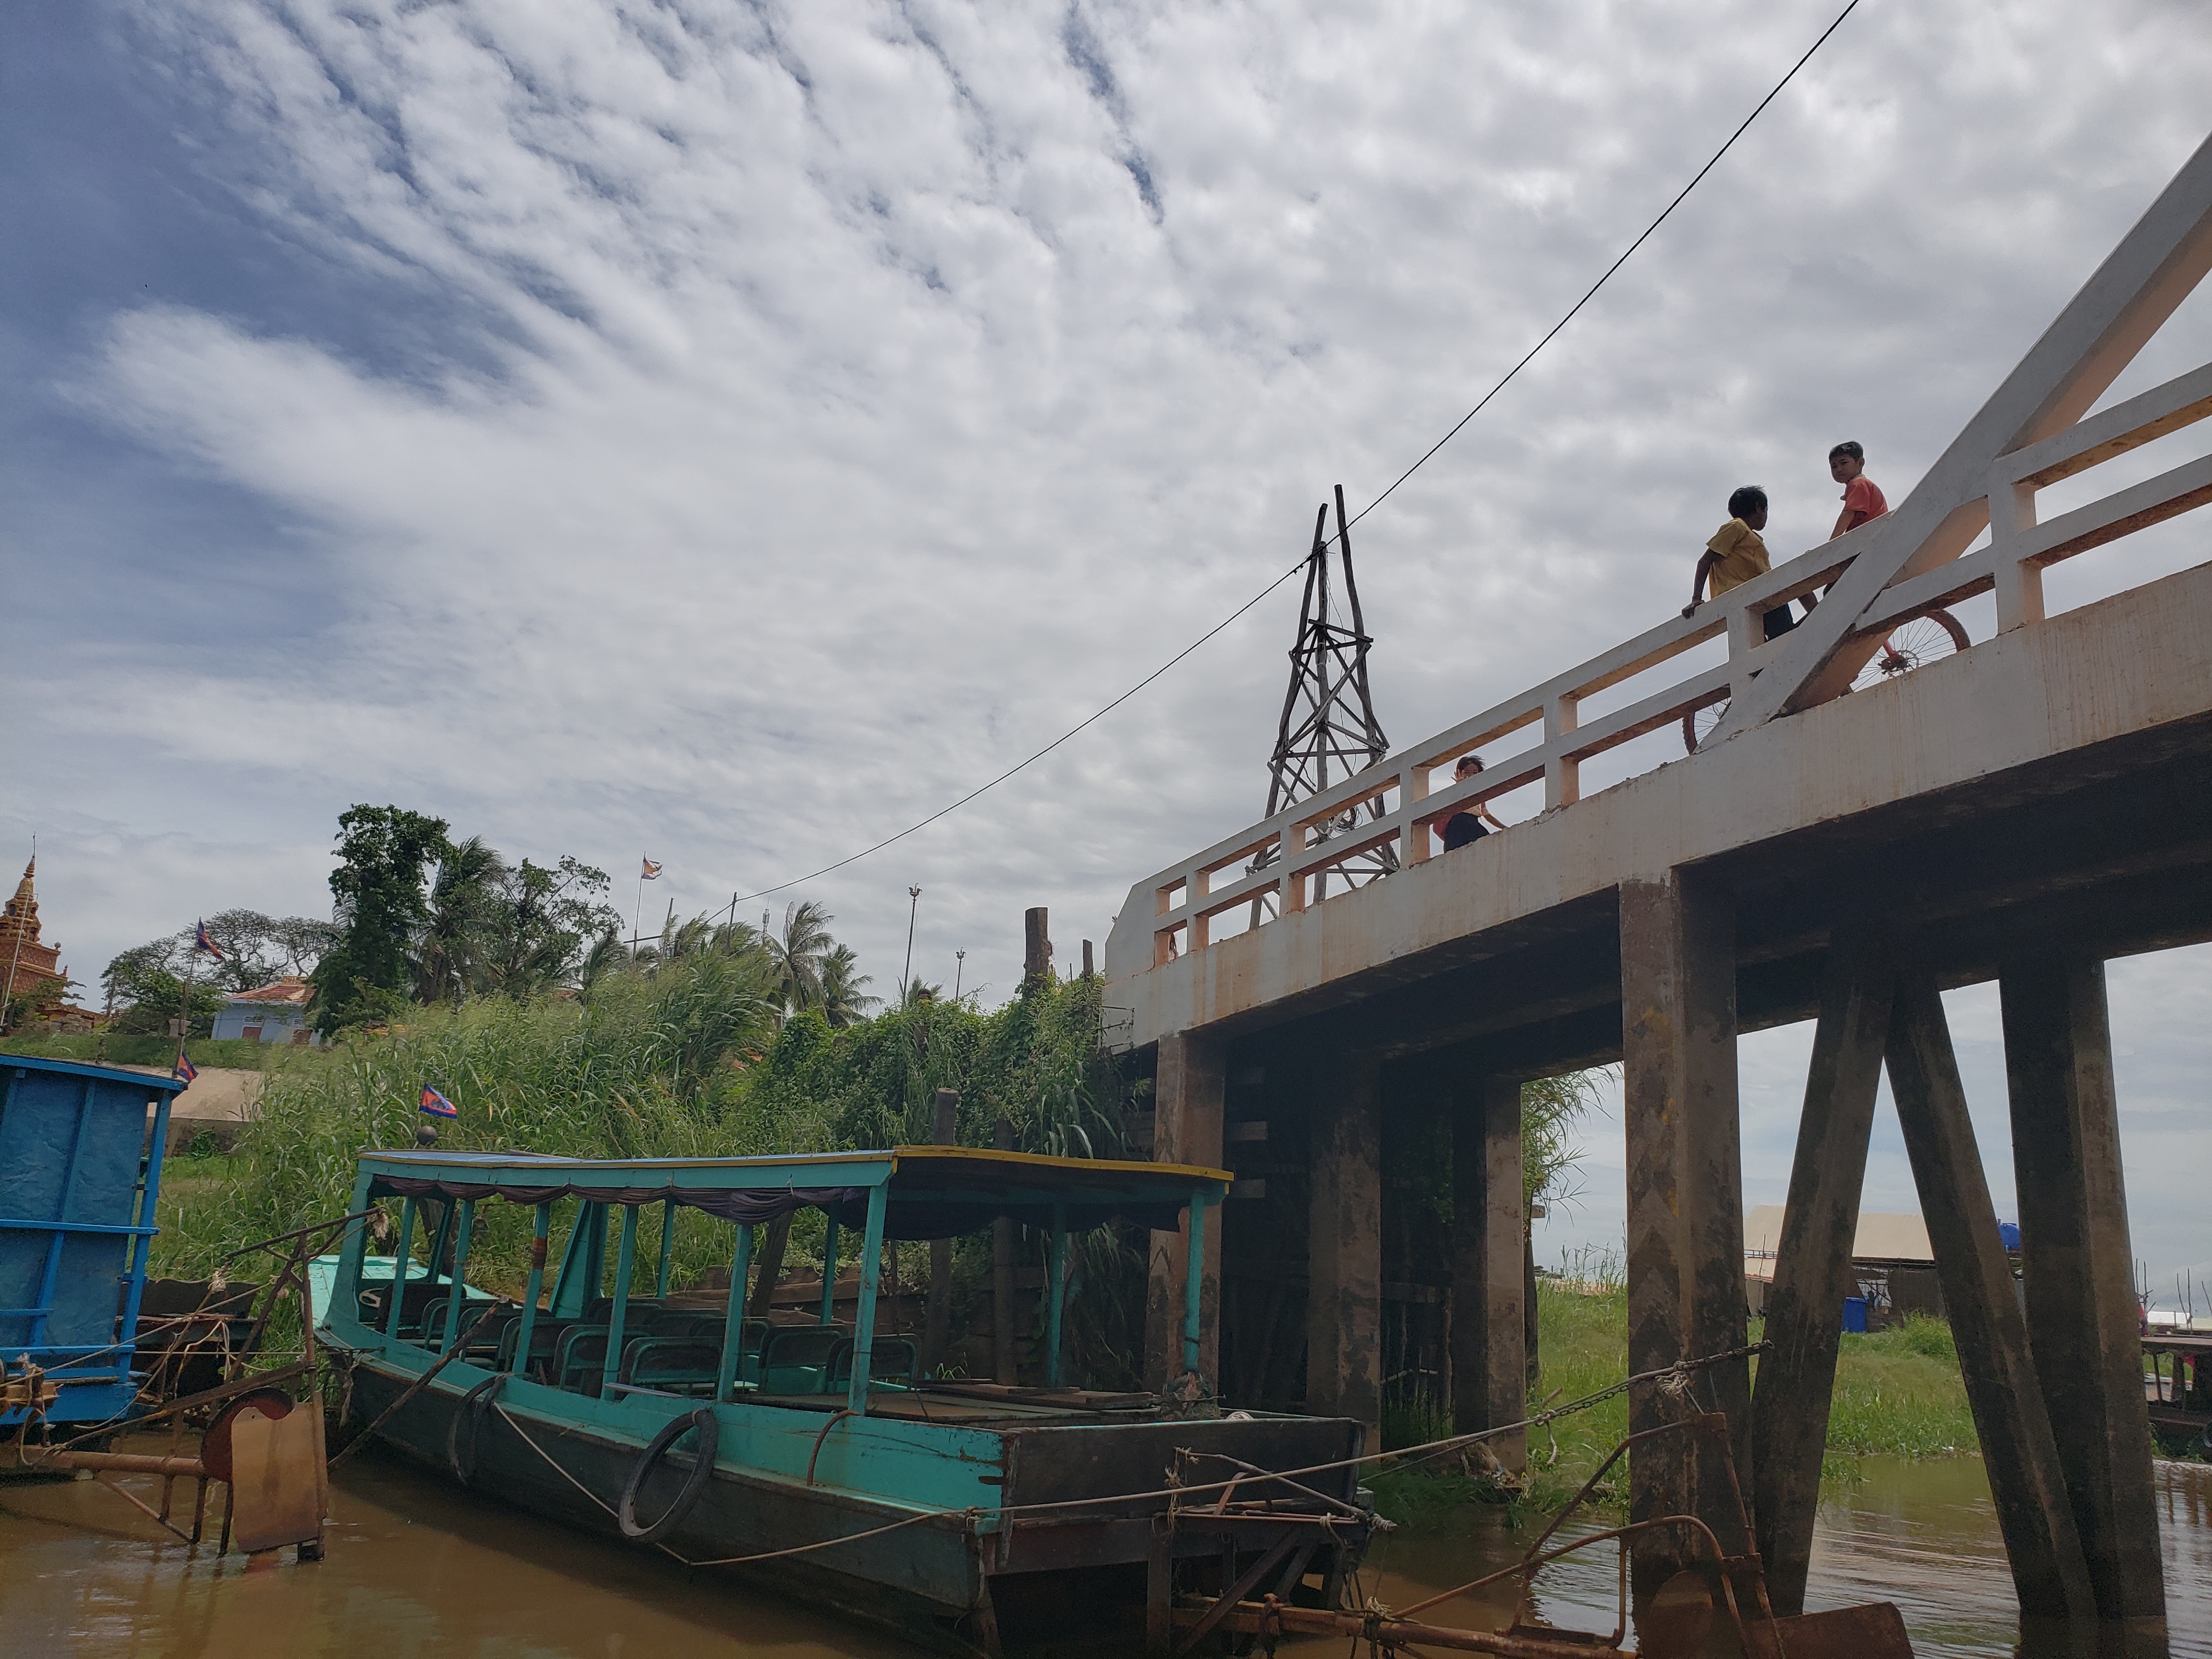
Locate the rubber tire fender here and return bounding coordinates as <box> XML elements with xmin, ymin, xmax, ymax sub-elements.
<box><xmin>447</xmin><ymin>1373</ymin><xmax>505</xmax><ymax>1484</ymax></box>
<box><xmin>619</xmin><ymin>1406</ymin><xmax>719</xmax><ymax>1545</ymax></box>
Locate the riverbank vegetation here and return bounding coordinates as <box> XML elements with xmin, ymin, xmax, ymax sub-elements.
<box><xmin>1368</xmin><ymin>1270</ymin><xmax>1980</xmax><ymax>1530</ymax></box>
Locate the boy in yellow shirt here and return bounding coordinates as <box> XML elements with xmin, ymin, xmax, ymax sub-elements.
<box><xmin>1683</xmin><ymin>485</ymin><xmax>1796</xmax><ymax>640</ymax></box>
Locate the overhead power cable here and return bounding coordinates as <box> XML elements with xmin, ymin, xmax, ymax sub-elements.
<box><xmin>730</xmin><ymin>0</ymin><xmax>1863</xmax><ymax>908</ymax></box>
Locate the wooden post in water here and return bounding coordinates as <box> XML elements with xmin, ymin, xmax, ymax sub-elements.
<box><xmin>1751</xmin><ymin>930</ymin><xmax>1893</xmax><ymax>1615</ymax></box>
<box><xmin>921</xmin><ymin>1088</ymin><xmax>959</xmax><ymax>1375</ymax></box>
<box><xmin>1618</xmin><ymin>871</ymin><xmax>1751</xmax><ymax>1603</ymax></box>
<box><xmin>2000</xmin><ymin>955</ymin><xmax>2166</xmax><ymax>1649</ymax></box>
<box><xmin>1885</xmin><ymin>970</ymin><xmax>2096</xmax><ymax>1634</ymax></box>
<box><xmin>1449</xmin><ymin>1075</ymin><xmax>1525</xmax><ymax>1470</ymax></box>
<box><xmin>993</xmin><ymin>1115</ymin><xmax>1018</xmax><ymax>1383</ymax></box>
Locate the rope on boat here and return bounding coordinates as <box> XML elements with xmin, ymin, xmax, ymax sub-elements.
<box><xmin>489</xmin><ymin>1401</ymin><xmax>978</xmax><ymax>1568</ymax></box>
<box><xmin>475</xmin><ymin>1345</ymin><xmax>1763</xmax><ymax>1571</ymax></box>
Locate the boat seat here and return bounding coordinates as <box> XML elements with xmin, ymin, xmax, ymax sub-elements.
<box><xmin>758</xmin><ymin>1327</ymin><xmax>847</xmax><ymax>1395</ymax></box>
<box><xmin>461</xmin><ymin>1310</ymin><xmax>521</xmax><ymax>1362</ymax></box>
<box><xmin>585</xmin><ymin>1297</ymin><xmax>661</xmax><ymax>1324</ymax></box>
<box><xmin>827</xmin><ymin>1336</ymin><xmax>920</xmax><ymax>1392</ymax></box>
<box><xmin>647</xmin><ymin>1311</ymin><xmax>717</xmax><ymax>1338</ymax></box>
<box><xmin>414</xmin><ymin>1294</ymin><xmax>498</xmax><ymax>1350</ymax></box>
<box><xmin>622</xmin><ymin>1338</ymin><xmax>724</xmax><ymax>1396</ymax></box>
<box><xmin>496</xmin><ymin>1317</ymin><xmax>571</xmax><ymax>1380</ymax></box>
<box><xmin>554</xmin><ymin>1325</ymin><xmax>612</xmax><ymax>1396</ymax></box>
<box><xmin>364</xmin><ymin>1280</ymin><xmax>449</xmax><ymax>1339</ymax></box>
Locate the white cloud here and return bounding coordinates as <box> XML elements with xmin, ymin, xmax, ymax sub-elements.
<box><xmin>9</xmin><ymin>0</ymin><xmax>2211</xmax><ymax>1274</ymax></box>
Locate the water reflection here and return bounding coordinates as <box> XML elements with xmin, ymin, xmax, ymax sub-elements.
<box><xmin>3</xmin><ymin>1447</ymin><xmax>2207</xmax><ymax>1657</ymax></box>
<box><xmin>1324</xmin><ymin>1459</ymin><xmax>2212</xmax><ymax>1659</ymax></box>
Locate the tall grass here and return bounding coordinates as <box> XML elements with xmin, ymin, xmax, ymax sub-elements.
<box><xmin>144</xmin><ymin>970</ymin><xmax>1153</xmax><ymax>1387</ymax></box>
<box><xmin>1369</xmin><ymin>1287</ymin><xmax>1981</xmax><ymax>1532</ymax></box>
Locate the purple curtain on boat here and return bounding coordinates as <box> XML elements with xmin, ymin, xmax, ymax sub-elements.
<box><xmin>368</xmin><ymin>1175</ymin><xmax>866</xmax><ymax>1226</ymax></box>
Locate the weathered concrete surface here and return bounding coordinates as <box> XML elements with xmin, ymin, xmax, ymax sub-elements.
<box><xmin>2001</xmin><ymin>957</ymin><xmax>2168</xmax><ymax>1651</ymax></box>
<box><xmin>1305</xmin><ymin>1048</ymin><xmax>1381</xmax><ymax>1441</ymax></box>
<box><xmin>1887</xmin><ymin>972</ymin><xmax>2097</xmax><ymax>1632</ymax></box>
<box><xmin>1449</xmin><ymin>1075</ymin><xmax>1526</xmax><ymax>1469</ymax></box>
<box><xmin>1619</xmin><ymin>873</ymin><xmax>1751</xmax><ymax>1600</ymax></box>
<box><xmin>127</xmin><ymin>1064</ymin><xmax>263</xmax><ymax>1153</ymax></box>
<box><xmin>1750</xmin><ymin>932</ymin><xmax>1894</xmax><ymax>1617</ymax></box>
<box><xmin>1107</xmin><ymin>557</ymin><xmax>2212</xmax><ymax>1052</ymax></box>
<box><xmin>1144</xmin><ymin>1031</ymin><xmax>1224</xmax><ymax>1390</ymax></box>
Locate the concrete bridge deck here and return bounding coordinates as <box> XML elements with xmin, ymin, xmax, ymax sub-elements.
<box><xmin>1104</xmin><ymin>131</ymin><xmax>2212</xmax><ymax>1654</ymax></box>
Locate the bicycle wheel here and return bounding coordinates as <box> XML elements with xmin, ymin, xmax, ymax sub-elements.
<box><xmin>1681</xmin><ymin>698</ymin><xmax>1729</xmax><ymax>754</ymax></box>
<box><xmin>1852</xmin><ymin>608</ymin><xmax>1968</xmax><ymax>691</ymax></box>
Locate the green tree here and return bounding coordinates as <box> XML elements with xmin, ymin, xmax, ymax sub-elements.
<box><xmin>200</xmin><ymin>909</ymin><xmax>340</xmax><ymax>993</ymax></box>
<box><xmin>819</xmin><ymin>944</ymin><xmax>878</xmax><ymax>1027</ymax></box>
<box><xmin>311</xmin><ymin>805</ymin><xmax>450</xmax><ymax>1035</ymax></box>
<box><xmin>414</xmin><ymin>836</ymin><xmax>506</xmax><ymax>1006</ymax></box>
<box><xmin>483</xmin><ymin>856</ymin><xmax>618</xmax><ymax>995</ymax></box>
<box><xmin>101</xmin><ymin>940</ymin><xmax>225</xmax><ymax>1036</ymax></box>
<box><xmin>765</xmin><ymin>899</ymin><xmax>836</xmax><ymax>1018</ymax></box>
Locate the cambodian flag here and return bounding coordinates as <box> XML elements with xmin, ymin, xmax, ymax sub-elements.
<box><xmin>419</xmin><ymin>1086</ymin><xmax>458</xmax><ymax>1119</ymax></box>
<box><xmin>175</xmin><ymin>1053</ymin><xmax>199</xmax><ymax>1084</ymax></box>
<box><xmin>192</xmin><ymin>919</ymin><xmax>223</xmax><ymax>957</ymax></box>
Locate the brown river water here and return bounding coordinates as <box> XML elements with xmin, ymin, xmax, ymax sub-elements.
<box><xmin>4</xmin><ymin>1444</ymin><xmax>2208</xmax><ymax>1658</ymax></box>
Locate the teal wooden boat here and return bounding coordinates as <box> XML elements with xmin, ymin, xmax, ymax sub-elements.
<box><xmin>320</xmin><ymin>1148</ymin><xmax>1371</xmax><ymax>1655</ymax></box>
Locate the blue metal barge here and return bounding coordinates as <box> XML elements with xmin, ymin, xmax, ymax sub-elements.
<box><xmin>321</xmin><ymin>1147</ymin><xmax>1371</xmax><ymax>1655</ymax></box>
<box><xmin>1</xmin><ymin>1055</ymin><xmax>188</xmax><ymax>1430</ymax></box>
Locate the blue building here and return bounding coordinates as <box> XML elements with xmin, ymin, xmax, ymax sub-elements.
<box><xmin>208</xmin><ymin>976</ymin><xmax>320</xmax><ymax>1046</ymax></box>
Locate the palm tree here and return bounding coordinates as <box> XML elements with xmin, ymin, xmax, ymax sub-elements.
<box><xmin>414</xmin><ymin>836</ymin><xmax>506</xmax><ymax>1005</ymax></box>
<box><xmin>819</xmin><ymin>944</ymin><xmax>879</xmax><ymax>1027</ymax></box>
<box><xmin>765</xmin><ymin>899</ymin><xmax>836</xmax><ymax>1017</ymax></box>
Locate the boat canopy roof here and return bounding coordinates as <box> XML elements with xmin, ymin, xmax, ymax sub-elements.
<box><xmin>357</xmin><ymin>1146</ymin><xmax>1230</xmax><ymax>1239</ymax></box>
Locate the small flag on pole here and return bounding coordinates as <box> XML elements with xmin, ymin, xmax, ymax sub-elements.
<box><xmin>175</xmin><ymin>1053</ymin><xmax>199</xmax><ymax>1084</ymax></box>
<box><xmin>419</xmin><ymin>1086</ymin><xmax>459</xmax><ymax>1119</ymax></box>
<box><xmin>640</xmin><ymin>858</ymin><xmax>663</xmax><ymax>880</ymax></box>
<box><xmin>192</xmin><ymin>919</ymin><xmax>223</xmax><ymax>957</ymax></box>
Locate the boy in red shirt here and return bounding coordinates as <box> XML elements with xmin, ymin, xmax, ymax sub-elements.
<box><xmin>1829</xmin><ymin>441</ymin><xmax>1887</xmax><ymax>538</ymax></box>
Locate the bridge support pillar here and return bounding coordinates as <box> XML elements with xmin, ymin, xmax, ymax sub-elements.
<box><xmin>1451</xmin><ymin>1075</ymin><xmax>1525</xmax><ymax>1471</ymax></box>
<box><xmin>1886</xmin><ymin>971</ymin><xmax>2097</xmax><ymax>1634</ymax></box>
<box><xmin>2001</xmin><ymin>956</ymin><xmax>2166</xmax><ymax>1652</ymax></box>
<box><xmin>1751</xmin><ymin>930</ymin><xmax>1893</xmax><ymax>1616</ymax></box>
<box><xmin>1146</xmin><ymin>1031</ymin><xmax>1224</xmax><ymax>1392</ymax></box>
<box><xmin>1306</xmin><ymin>1049</ymin><xmax>1383</xmax><ymax>1444</ymax></box>
<box><xmin>1619</xmin><ymin>871</ymin><xmax>1752</xmax><ymax>1601</ymax></box>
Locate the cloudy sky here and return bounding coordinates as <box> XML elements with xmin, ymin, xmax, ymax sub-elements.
<box><xmin>5</xmin><ymin>2</ymin><xmax>2208</xmax><ymax>1295</ymax></box>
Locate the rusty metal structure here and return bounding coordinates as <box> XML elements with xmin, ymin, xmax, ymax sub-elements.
<box><xmin>1251</xmin><ymin>485</ymin><xmax>1395</xmax><ymax>913</ymax></box>
<box><xmin>3</xmin><ymin>1214</ymin><xmax>349</xmax><ymax>1561</ymax></box>
<box><xmin>1159</xmin><ymin>1417</ymin><xmax>1912</xmax><ymax>1659</ymax></box>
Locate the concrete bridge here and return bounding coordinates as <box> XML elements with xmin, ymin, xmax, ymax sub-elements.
<box><xmin>1105</xmin><ymin>133</ymin><xmax>2212</xmax><ymax>1648</ymax></box>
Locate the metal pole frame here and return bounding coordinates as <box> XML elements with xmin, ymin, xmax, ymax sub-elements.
<box><xmin>510</xmin><ymin>1203</ymin><xmax>551</xmax><ymax>1376</ymax></box>
<box><xmin>717</xmin><ymin>1223</ymin><xmax>754</xmax><ymax>1400</ymax></box>
<box><xmin>602</xmin><ymin>1204</ymin><xmax>640</xmax><ymax>1397</ymax></box>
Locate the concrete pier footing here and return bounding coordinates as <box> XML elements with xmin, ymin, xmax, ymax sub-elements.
<box><xmin>2002</xmin><ymin>957</ymin><xmax>2168</xmax><ymax>1651</ymax></box>
<box><xmin>1619</xmin><ymin>872</ymin><xmax>1753</xmax><ymax>1598</ymax></box>
<box><xmin>1450</xmin><ymin>1075</ymin><xmax>1526</xmax><ymax>1471</ymax></box>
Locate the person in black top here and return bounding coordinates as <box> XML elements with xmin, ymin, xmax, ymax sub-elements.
<box><xmin>1441</xmin><ymin>754</ymin><xmax>1509</xmax><ymax>851</ymax></box>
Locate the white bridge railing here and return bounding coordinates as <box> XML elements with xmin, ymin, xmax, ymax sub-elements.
<box><xmin>1137</xmin><ymin>355</ymin><xmax>2212</xmax><ymax>968</ymax></box>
